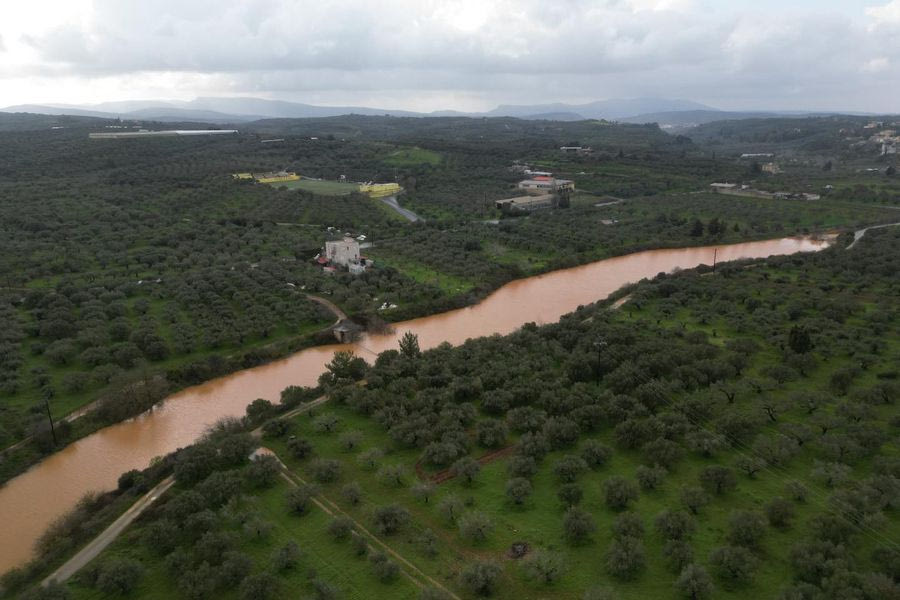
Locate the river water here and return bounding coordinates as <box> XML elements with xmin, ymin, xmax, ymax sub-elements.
<box><xmin>0</xmin><ymin>236</ymin><xmax>829</xmax><ymax>572</ymax></box>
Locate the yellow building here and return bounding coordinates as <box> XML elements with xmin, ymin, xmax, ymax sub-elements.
<box><xmin>358</xmin><ymin>182</ymin><xmax>402</xmax><ymax>198</ymax></box>
<box><xmin>256</xmin><ymin>171</ymin><xmax>301</xmax><ymax>183</ymax></box>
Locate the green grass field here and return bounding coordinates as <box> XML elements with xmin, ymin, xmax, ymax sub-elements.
<box><xmin>383</xmin><ymin>147</ymin><xmax>442</xmax><ymax>167</ymax></box>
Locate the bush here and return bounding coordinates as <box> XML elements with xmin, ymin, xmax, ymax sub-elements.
<box><xmin>272</xmin><ymin>541</ymin><xmax>301</xmax><ymax>572</ymax></box>
<box><xmin>709</xmin><ymin>545</ymin><xmax>758</xmax><ymax>585</ymax></box>
<box><xmin>558</xmin><ymin>483</ymin><xmax>584</xmax><ymax>507</ymax></box>
<box><xmin>373</xmin><ymin>504</ymin><xmax>410</xmax><ymax>535</ymax></box>
<box><xmin>246</xmin><ymin>454</ymin><xmax>280</xmax><ymax>488</ymax></box>
<box><xmin>411</xmin><ymin>481</ymin><xmax>436</xmax><ymax>504</ymax></box>
<box><xmin>309</xmin><ymin>458</ymin><xmax>341</xmax><ymax>483</ymax></box>
<box><xmin>636</xmin><ymin>464</ymin><xmax>667</xmax><ymax>490</ymax></box>
<box><xmin>286</xmin><ymin>485</ymin><xmax>318</xmax><ymax>515</ymax></box>
<box><xmin>726</xmin><ymin>510</ymin><xmax>766</xmax><ymax>548</ymax></box>
<box><xmin>460</xmin><ymin>561</ymin><xmax>501</xmax><ymax>596</ymax></box>
<box><xmin>459</xmin><ymin>511</ymin><xmax>494</xmax><ymax>543</ymax></box>
<box><xmin>765</xmin><ymin>497</ymin><xmax>795</xmax><ymax>529</ymax></box>
<box><xmin>522</xmin><ymin>550</ymin><xmax>566</xmax><ymax>584</ymax></box>
<box><xmin>369</xmin><ymin>551</ymin><xmax>400</xmax><ymax>582</ymax></box>
<box><xmin>553</xmin><ymin>455</ymin><xmax>588</xmax><ymax>483</ymax></box>
<box><xmin>339</xmin><ymin>430</ymin><xmax>363</xmax><ymax>451</ymax></box>
<box><xmin>676</xmin><ymin>564</ymin><xmax>715</xmax><ymax>599</ymax></box>
<box><xmin>654</xmin><ymin>510</ymin><xmax>696</xmax><ymax>541</ymax></box>
<box><xmin>341</xmin><ymin>481</ymin><xmax>363</xmax><ymax>505</ymax></box>
<box><xmin>350</xmin><ymin>531</ymin><xmax>368</xmax><ymax>556</ymax></box>
<box><xmin>563</xmin><ymin>508</ymin><xmax>596</xmax><ymax>545</ymax></box>
<box><xmin>603</xmin><ymin>476</ymin><xmax>639</xmax><ymax>510</ymax></box>
<box><xmin>605</xmin><ymin>536</ymin><xmax>646</xmax><ymax>580</ymax></box>
<box><xmin>452</xmin><ymin>456</ymin><xmax>481</xmax><ymax>485</ymax></box>
<box><xmin>612</xmin><ymin>513</ymin><xmax>645</xmax><ymax>539</ymax></box>
<box><xmin>439</xmin><ymin>494</ymin><xmax>464</xmax><ymax>523</ymax></box>
<box><xmin>328</xmin><ymin>516</ymin><xmax>354</xmax><ymax>540</ymax></box>
<box><xmin>286</xmin><ymin>436</ymin><xmax>313</xmax><ymax>460</ymax></box>
<box><xmin>475</xmin><ymin>419</ymin><xmax>508</xmax><ymax>448</ymax></box>
<box><xmin>663</xmin><ymin>540</ymin><xmax>694</xmax><ymax>573</ymax></box>
<box><xmin>507</xmin><ymin>455</ymin><xmax>538</xmax><ymax>478</ymax></box>
<box><xmin>96</xmin><ymin>558</ymin><xmax>144</xmax><ymax>595</ymax></box>
<box><xmin>505</xmin><ymin>477</ymin><xmax>533</xmax><ymax>505</ymax></box>
<box><xmin>699</xmin><ymin>466</ymin><xmax>737</xmax><ymax>495</ymax></box>
<box><xmin>239</xmin><ymin>572</ymin><xmax>279</xmax><ymax>600</ymax></box>
<box><xmin>581</xmin><ymin>440</ymin><xmax>613</xmax><ymax>469</ymax></box>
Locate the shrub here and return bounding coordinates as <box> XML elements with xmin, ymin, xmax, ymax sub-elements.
<box><xmin>605</xmin><ymin>536</ymin><xmax>646</xmax><ymax>580</ymax></box>
<box><xmin>341</xmin><ymin>481</ymin><xmax>362</xmax><ymax>505</ymax></box>
<box><xmin>309</xmin><ymin>459</ymin><xmax>341</xmax><ymax>483</ymax></box>
<box><xmin>369</xmin><ymin>551</ymin><xmax>400</xmax><ymax>582</ymax></box>
<box><xmin>286</xmin><ymin>436</ymin><xmax>313</xmax><ymax>460</ymax></box>
<box><xmin>603</xmin><ymin>476</ymin><xmax>639</xmax><ymax>510</ymax></box>
<box><xmin>328</xmin><ymin>516</ymin><xmax>354</xmax><ymax>540</ymax></box>
<box><xmin>460</xmin><ymin>561</ymin><xmax>501</xmax><ymax>596</ymax></box>
<box><xmin>96</xmin><ymin>558</ymin><xmax>144</xmax><ymax>595</ymax></box>
<box><xmin>522</xmin><ymin>550</ymin><xmax>566</xmax><ymax>584</ymax></box>
<box><xmin>563</xmin><ymin>508</ymin><xmax>596</xmax><ymax>545</ymax></box>
<box><xmin>558</xmin><ymin>483</ymin><xmax>584</xmax><ymax>507</ymax></box>
<box><xmin>453</xmin><ymin>456</ymin><xmax>482</xmax><ymax>485</ymax></box>
<box><xmin>271</xmin><ymin>541</ymin><xmax>301</xmax><ymax>572</ymax></box>
<box><xmin>675</xmin><ymin>564</ymin><xmax>714</xmax><ymax>599</ymax></box>
<box><xmin>505</xmin><ymin>477</ymin><xmax>533</xmax><ymax>506</ymax></box>
<box><xmin>709</xmin><ymin>545</ymin><xmax>758</xmax><ymax>586</ymax></box>
<box><xmin>553</xmin><ymin>455</ymin><xmax>588</xmax><ymax>483</ymax></box>
<box><xmin>581</xmin><ymin>440</ymin><xmax>613</xmax><ymax>469</ymax></box>
<box><xmin>286</xmin><ymin>485</ymin><xmax>318</xmax><ymax>515</ymax></box>
<box><xmin>612</xmin><ymin>513</ymin><xmax>645</xmax><ymax>539</ymax></box>
<box><xmin>636</xmin><ymin>464</ymin><xmax>667</xmax><ymax>490</ymax></box>
<box><xmin>459</xmin><ymin>511</ymin><xmax>494</xmax><ymax>544</ymax></box>
<box><xmin>373</xmin><ymin>504</ymin><xmax>410</xmax><ymax>535</ymax></box>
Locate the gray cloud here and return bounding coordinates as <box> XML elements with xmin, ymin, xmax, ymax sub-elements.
<box><xmin>10</xmin><ymin>0</ymin><xmax>900</xmax><ymax>112</ymax></box>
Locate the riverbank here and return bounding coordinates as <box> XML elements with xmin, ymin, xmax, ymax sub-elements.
<box><xmin>0</xmin><ymin>234</ymin><xmax>835</xmax><ymax>573</ymax></box>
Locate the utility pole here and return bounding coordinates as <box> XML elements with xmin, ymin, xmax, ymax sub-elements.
<box><xmin>713</xmin><ymin>248</ymin><xmax>718</xmax><ymax>273</ymax></box>
<box><xmin>42</xmin><ymin>390</ymin><xmax>57</xmax><ymax>446</ymax></box>
<box><xmin>593</xmin><ymin>337</ymin><xmax>608</xmax><ymax>384</ymax></box>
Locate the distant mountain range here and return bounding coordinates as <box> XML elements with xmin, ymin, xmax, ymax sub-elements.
<box><xmin>0</xmin><ymin>97</ymin><xmax>716</xmax><ymax>124</ymax></box>
<box><xmin>0</xmin><ymin>97</ymin><xmax>878</xmax><ymax>127</ymax></box>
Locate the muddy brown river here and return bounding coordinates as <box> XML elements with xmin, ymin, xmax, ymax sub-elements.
<box><xmin>0</xmin><ymin>237</ymin><xmax>829</xmax><ymax>572</ymax></box>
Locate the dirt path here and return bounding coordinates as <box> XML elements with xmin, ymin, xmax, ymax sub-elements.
<box><xmin>847</xmin><ymin>221</ymin><xmax>900</xmax><ymax>249</ymax></box>
<box><xmin>269</xmin><ymin>450</ymin><xmax>460</xmax><ymax>599</ymax></box>
<box><xmin>306</xmin><ymin>294</ymin><xmax>347</xmax><ymax>323</ymax></box>
<box><xmin>42</xmin><ymin>476</ymin><xmax>175</xmax><ymax>586</ymax></box>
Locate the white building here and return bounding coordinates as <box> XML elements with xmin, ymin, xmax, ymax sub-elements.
<box><xmin>325</xmin><ymin>237</ymin><xmax>360</xmax><ymax>267</ymax></box>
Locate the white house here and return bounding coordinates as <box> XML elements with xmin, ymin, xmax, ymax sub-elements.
<box><xmin>325</xmin><ymin>237</ymin><xmax>360</xmax><ymax>267</ymax></box>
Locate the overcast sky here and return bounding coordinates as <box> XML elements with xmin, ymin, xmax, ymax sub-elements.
<box><xmin>1</xmin><ymin>0</ymin><xmax>898</xmax><ymax>112</ymax></box>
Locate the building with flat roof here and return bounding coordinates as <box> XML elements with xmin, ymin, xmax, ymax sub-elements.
<box><xmin>517</xmin><ymin>178</ymin><xmax>575</xmax><ymax>195</ymax></box>
<box><xmin>495</xmin><ymin>194</ymin><xmax>557</xmax><ymax>213</ymax></box>
<box><xmin>325</xmin><ymin>237</ymin><xmax>361</xmax><ymax>267</ymax></box>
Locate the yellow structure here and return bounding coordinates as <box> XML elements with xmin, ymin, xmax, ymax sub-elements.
<box><xmin>359</xmin><ymin>182</ymin><xmax>402</xmax><ymax>198</ymax></box>
<box><xmin>232</xmin><ymin>171</ymin><xmax>300</xmax><ymax>183</ymax></box>
<box><xmin>256</xmin><ymin>172</ymin><xmax>301</xmax><ymax>184</ymax></box>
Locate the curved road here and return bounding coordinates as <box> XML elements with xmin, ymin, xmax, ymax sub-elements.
<box><xmin>381</xmin><ymin>195</ymin><xmax>421</xmax><ymax>222</ymax></box>
<box><xmin>847</xmin><ymin>221</ymin><xmax>900</xmax><ymax>249</ymax></box>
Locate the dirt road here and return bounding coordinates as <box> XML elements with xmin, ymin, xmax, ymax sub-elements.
<box><xmin>43</xmin><ymin>476</ymin><xmax>175</xmax><ymax>586</ymax></box>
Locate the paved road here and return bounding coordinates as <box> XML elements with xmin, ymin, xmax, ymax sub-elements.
<box><xmin>43</xmin><ymin>476</ymin><xmax>175</xmax><ymax>586</ymax></box>
<box><xmin>847</xmin><ymin>222</ymin><xmax>900</xmax><ymax>249</ymax></box>
<box><xmin>381</xmin><ymin>195</ymin><xmax>421</xmax><ymax>222</ymax></box>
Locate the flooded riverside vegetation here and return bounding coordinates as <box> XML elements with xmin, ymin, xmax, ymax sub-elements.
<box><xmin>0</xmin><ymin>236</ymin><xmax>828</xmax><ymax>572</ymax></box>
